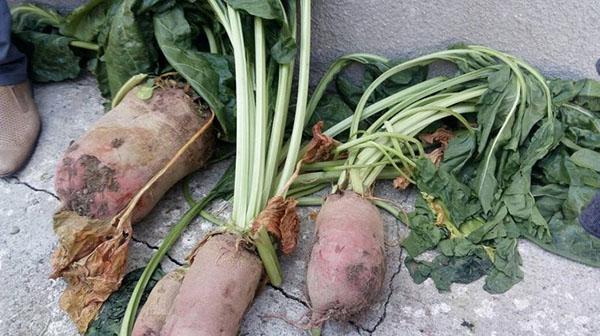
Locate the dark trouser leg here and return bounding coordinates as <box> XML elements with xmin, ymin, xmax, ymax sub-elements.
<box><xmin>0</xmin><ymin>0</ymin><xmax>28</xmax><ymax>86</ymax></box>
<box><xmin>581</xmin><ymin>192</ymin><xmax>600</xmax><ymax>238</ymax></box>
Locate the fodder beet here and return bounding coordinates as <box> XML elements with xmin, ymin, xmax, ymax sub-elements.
<box><xmin>306</xmin><ymin>191</ymin><xmax>385</xmax><ymax>324</ymax></box>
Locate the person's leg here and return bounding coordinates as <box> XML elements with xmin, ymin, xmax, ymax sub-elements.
<box><xmin>0</xmin><ymin>0</ymin><xmax>40</xmax><ymax>176</ymax></box>
<box><xmin>0</xmin><ymin>0</ymin><xmax>28</xmax><ymax>85</ymax></box>
<box><xmin>580</xmin><ymin>192</ymin><xmax>600</xmax><ymax>238</ymax></box>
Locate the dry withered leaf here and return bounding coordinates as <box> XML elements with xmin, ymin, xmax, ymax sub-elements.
<box><xmin>278</xmin><ymin>122</ymin><xmax>339</xmax><ymax>195</ymax></box>
<box><xmin>51</xmin><ymin>210</ymin><xmax>132</xmax><ymax>332</ymax></box>
<box><xmin>54</xmin><ymin>212</ymin><xmax>131</xmax><ymax>331</ymax></box>
<box><xmin>252</xmin><ymin>196</ymin><xmax>287</xmax><ymax>239</ymax></box>
<box><xmin>419</xmin><ymin>127</ymin><xmax>455</xmax><ymax>167</ymax></box>
<box><xmin>432</xmin><ymin>202</ymin><xmax>447</xmax><ymax>226</ymax></box>
<box><xmin>252</xmin><ymin>196</ymin><xmax>300</xmax><ymax>255</ymax></box>
<box><xmin>419</xmin><ymin>127</ymin><xmax>454</xmax><ymax>149</ymax></box>
<box><xmin>302</xmin><ymin>121</ymin><xmax>338</xmax><ymax>164</ymax></box>
<box><xmin>393</xmin><ymin>176</ymin><xmax>412</xmax><ymax>190</ymax></box>
<box><xmin>426</xmin><ymin>147</ymin><xmax>445</xmax><ymax>167</ymax></box>
<box><xmin>280</xmin><ymin>199</ymin><xmax>299</xmax><ymax>255</ymax></box>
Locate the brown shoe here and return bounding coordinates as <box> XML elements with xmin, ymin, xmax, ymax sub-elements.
<box><xmin>0</xmin><ymin>81</ymin><xmax>41</xmax><ymax>176</ymax></box>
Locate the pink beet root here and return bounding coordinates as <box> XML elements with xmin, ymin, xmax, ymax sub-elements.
<box><xmin>132</xmin><ymin>268</ymin><xmax>186</xmax><ymax>336</ymax></box>
<box><xmin>54</xmin><ymin>86</ymin><xmax>214</xmax><ymax>222</ymax></box>
<box><xmin>161</xmin><ymin>233</ymin><xmax>263</xmax><ymax>336</ymax></box>
<box><xmin>306</xmin><ymin>190</ymin><xmax>385</xmax><ymax>323</ymax></box>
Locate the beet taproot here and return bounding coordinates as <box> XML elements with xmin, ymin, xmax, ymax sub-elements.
<box><xmin>54</xmin><ymin>86</ymin><xmax>214</xmax><ymax>222</ymax></box>
<box><xmin>132</xmin><ymin>268</ymin><xmax>186</xmax><ymax>336</ymax></box>
<box><xmin>50</xmin><ymin>85</ymin><xmax>215</xmax><ymax>331</ymax></box>
<box><xmin>306</xmin><ymin>190</ymin><xmax>385</xmax><ymax>323</ymax></box>
<box><xmin>160</xmin><ymin>233</ymin><xmax>263</xmax><ymax>336</ymax></box>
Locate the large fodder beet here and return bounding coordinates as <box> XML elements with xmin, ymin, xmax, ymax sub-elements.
<box><xmin>306</xmin><ymin>191</ymin><xmax>386</xmax><ymax>324</ymax></box>
<box><xmin>160</xmin><ymin>233</ymin><xmax>263</xmax><ymax>336</ymax></box>
<box><xmin>50</xmin><ymin>85</ymin><xmax>215</xmax><ymax>331</ymax></box>
<box><xmin>54</xmin><ymin>87</ymin><xmax>213</xmax><ymax>222</ymax></box>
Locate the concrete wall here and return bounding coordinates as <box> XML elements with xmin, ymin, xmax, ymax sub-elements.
<box><xmin>311</xmin><ymin>1</ymin><xmax>600</xmax><ymax>80</ymax></box>
<box><xmin>9</xmin><ymin>0</ymin><xmax>600</xmax><ymax>79</ymax></box>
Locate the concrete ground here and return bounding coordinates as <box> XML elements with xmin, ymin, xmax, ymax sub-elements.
<box><xmin>1</xmin><ymin>77</ymin><xmax>599</xmax><ymax>336</ymax></box>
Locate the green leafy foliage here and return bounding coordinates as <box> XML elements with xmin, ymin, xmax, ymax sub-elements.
<box><xmin>85</xmin><ymin>267</ymin><xmax>164</xmax><ymax>336</ymax></box>
<box><xmin>473</xmin><ymin>66</ymin><xmax>519</xmax><ymax>213</ymax></box>
<box><xmin>439</xmin><ymin>130</ymin><xmax>476</xmax><ymax>174</ymax></box>
<box><xmin>10</xmin><ymin>4</ymin><xmax>63</xmax><ymax>31</ymax></box>
<box><xmin>104</xmin><ymin>0</ymin><xmax>158</xmax><ymax>97</ymax></box>
<box><xmin>403</xmin><ymin>159</ymin><xmax>524</xmax><ymax>293</ymax></box>
<box><xmin>526</xmin><ymin>145</ymin><xmax>600</xmax><ymax>266</ymax></box>
<box><xmin>570</xmin><ymin>148</ymin><xmax>600</xmax><ymax>173</ymax></box>
<box><xmin>307</xmin><ymin>94</ymin><xmax>354</xmax><ymax>134</ymax></box>
<box><xmin>11</xmin><ymin>0</ymin><xmax>183</xmax><ymax>100</ymax></box>
<box><xmin>224</xmin><ymin>0</ymin><xmax>285</xmax><ymax>21</ymax></box>
<box><xmin>10</xmin><ymin>4</ymin><xmax>82</xmax><ymax>82</ymax></box>
<box><xmin>405</xmin><ymin>250</ymin><xmax>493</xmax><ymax>292</ymax></box>
<box><xmin>271</xmin><ymin>35</ymin><xmax>296</xmax><ymax>64</ymax></box>
<box><xmin>401</xmin><ymin>195</ymin><xmax>445</xmax><ymax>257</ymax></box>
<box><xmin>336</xmin><ymin>61</ymin><xmax>429</xmax><ymax>111</ymax></box>
<box><xmin>403</xmin><ymin>55</ymin><xmax>600</xmax><ymax>293</ymax></box>
<box><xmin>154</xmin><ymin>6</ymin><xmax>236</xmax><ymax>140</ymax></box>
<box><xmin>14</xmin><ymin>31</ymin><xmax>81</xmax><ymax>82</ymax></box>
<box><xmin>60</xmin><ymin>0</ymin><xmax>118</xmax><ymax>42</ymax></box>
<box><xmin>414</xmin><ymin>159</ymin><xmax>481</xmax><ymax>225</ymax></box>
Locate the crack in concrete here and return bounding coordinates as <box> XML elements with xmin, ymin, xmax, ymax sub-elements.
<box><xmin>349</xmin><ymin>320</ymin><xmax>369</xmax><ymax>335</ymax></box>
<box><xmin>351</xmin><ymin>252</ymin><xmax>403</xmax><ymax>335</ymax></box>
<box><xmin>370</xmin><ymin>258</ymin><xmax>403</xmax><ymax>334</ymax></box>
<box><xmin>131</xmin><ymin>236</ymin><xmax>184</xmax><ymax>266</ymax></box>
<box><xmin>3</xmin><ymin>176</ymin><xmax>59</xmax><ymax>200</ymax></box>
<box><xmin>268</xmin><ymin>284</ymin><xmax>310</xmax><ymax>309</ymax></box>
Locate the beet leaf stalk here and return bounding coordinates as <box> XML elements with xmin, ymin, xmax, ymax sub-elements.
<box><xmin>207</xmin><ymin>0</ymin><xmax>311</xmax><ymax>286</ymax></box>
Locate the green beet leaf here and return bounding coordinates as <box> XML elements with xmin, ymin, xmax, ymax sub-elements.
<box><xmin>483</xmin><ymin>237</ymin><xmax>523</xmax><ymax>294</ymax></box>
<box><xmin>405</xmin><ymin>249</ymin><xmax>493</xmax><ymax>292</ymax></box>
<box><xmin>306</xmin><ymin>94</ymin><xmax>354</xmax><ymax>135</ymax></box>
<box><xmin>154</xmin><ymin>6</ymin><xmax>236</xmax><ymax>141</ymax></box>
<box><xmin>401</xmin><ymin>194</ymin><xmax>446</xmax><ymax>257</ymax></box>
<box><xmin>85</xmin><ymin>267</ymin><xmax>164</xmax><ymax>336</ymax></box>
<box><xmin>440</xmin><ymin>130</ymin><xmax>476</xmax><ymax>174</ymax></box>
<box><xmin>60</xmin><ymin>0</ymin><xmax>119</xmax><ymax>42</ymax></box>
<box><xmin>104</xmin><ymin>0</ymin><xmax>158</xmax><ymax>98</ymax></box>
<box><xmin>224</xmin><ymin>0</ymin><xmax>285</xmax><ymax>21</ymax></box>
<box><xmin>11</xmin><ymin>3</ymin><xmax>63</xmax><ymax>32</ymax></box>
<box><xmin>15</xmin><ymin>31</ymin><xmax>81</xmax><ymax>82</ymax></box>
<box><xmin>571</xmin><ymin>148</ymin><xmax>600</xmax><ymax>173</ymax></box>
<box><xmin>414</xmin><ymin>158</ymin><xmax>481</xmax><ymax>225</ymax></box>
<box><xmin>523</xmin><ymin>213</ymin><xmax>600</xmax><ymax>268</ymax></box>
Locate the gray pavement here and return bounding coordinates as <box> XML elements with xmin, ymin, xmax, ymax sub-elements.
<box><xmin>1</xmin><ymin>77</ymin><xmax>599</xmax><ymax>336</ymax></box>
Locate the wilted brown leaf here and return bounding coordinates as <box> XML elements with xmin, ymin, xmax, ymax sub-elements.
<box><xmin>393</xmin><ymin>176</ymin><xmax>412</xmax><ymax>190</ymax></box>
<box><xmin>280</xmin><ymin>199</ymin><xmax>300</xmax><ymax>255</ymax></box>
<box><xmin>51</xmin><ymin>211</ymin><xmax>131</xmax><ymax>332</ymax></box>
<box><xmin>252</xmin><ymin>196</ymin><xmax>300</xmax><ymax>255</ymax></box>
<box><xmin>419</xmin><ymin>127</ymin><xmax>454</xmax><ymax>149</ymax></box>
<box><xmin>302</xmin><ymin>121</ymin><xmax>338</xmax><ymax>164</ymax></box>
<box><xmin>426</xmin><ymin>147</ymin><xmax>445</xmax><ymax>167</ymax></box>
